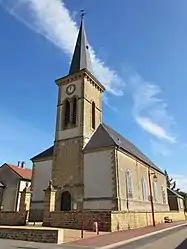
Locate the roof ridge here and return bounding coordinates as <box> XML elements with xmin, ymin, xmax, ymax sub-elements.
<box><xmin>101</xmin><ymin>123</ymin><xmax>118</xmax><ymax>145</ymax></box>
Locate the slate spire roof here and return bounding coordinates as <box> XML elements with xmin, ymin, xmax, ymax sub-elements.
<box><xmin>69</xmin><ymin>15</ymin><xmax>93</xmax><ymax>75</ymax></box>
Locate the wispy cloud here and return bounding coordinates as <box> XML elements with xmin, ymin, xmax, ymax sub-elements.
<box><xmin>0</xmin><ymin>0</ymin><xmax>125</xmax><ymax>96</ymax></box>
<box><xmin>129</xmin><ymin>73</ymin><xmax>176</xmax><ymax>143</ymax></box>
<box><xmin>0</xmin><ymin>0</ymin><xmax>177</xmax><ymax>151</ymax></box>
<box><xmin>137</xmin><ymin>117</ymin><xmax>176</xmax><ymax>143</ymax></box>
<box><xmin>103</xmin><ymin>94</ymin><xmax>118</xmax><ymax>113</ymax></box>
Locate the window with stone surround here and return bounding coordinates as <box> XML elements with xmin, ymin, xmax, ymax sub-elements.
<box><xmin>141</xmin><ymin>176</ymin><xmax>148</xmax><ymax>201</ymax></box>
<box><xmin>161</xmin><ymin>185</ymin><xmax>166</xmax><ymax>204</ymax></box>
<box><xmin>126</xmin><ymin>170</ymin><xmax>133</xmax><ymax>198</ymax></box>
<box><xmin>153</xmin><ymin>181</ymin><xmax>158</xmax><ymax>202</ymax></box>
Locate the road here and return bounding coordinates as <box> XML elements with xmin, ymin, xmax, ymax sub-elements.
<box><xmin>117</xmin><ymin>225</ymin><xmax>187</xmax><ymax>249</ymax></box>
<box><xmin>0</xmin><ymin>225</ymin><xmax>186</xmax><ymax>249</ymax></box>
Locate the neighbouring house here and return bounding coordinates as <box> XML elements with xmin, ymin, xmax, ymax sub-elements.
<box><xmin>167</xmin><ymin>188</ymin><xmax>184</xmax><ymax>211</ymax></box>
<box><xmin>29</xmin><ymin>147</ymin><xmax>53</xmax><ymax>221</ymax></box>
<box><xmin>30</xmin><ymin>16</ymin><xmax>170</xmax><ymax>220</ymax></box>
<box><xmin>0</xmin><ymin>162</ymin><xmax>32</xmax><ymax>211</ymax></box>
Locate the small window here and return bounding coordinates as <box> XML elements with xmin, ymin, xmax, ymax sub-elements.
<box><xmin>153</xmin><ymin>181</ymin><xmax>158</xmax><ymax>202</ymax></box>
<box><xmin>161</xmin><ymin>186</ymin><xmax>166</xmax><ymax>204</ymax></box>
<box><xmin>92</xmin><ymin>102</ymin><xmax>95</xmax><ymax>129</ymax></box>
<box><xmin>64</xmin><ymin>99</ymin><xmax>70</xmax><ymax>128</ymax></box>
<box><xmin>72</xmin><ymin>97</ymin><xmax>77</xmax><ymax>126</ymax></box>
<box><xmin>141</xmin><ymin>177</ymin><xmax>148</xmax><ymax>201</ymax></box>
<box><xmin>126</xmin><ymin>170</ymin><xmax>133</xmax><ymax>198</ymax></box>
<box><xmin>179</xmin><ymin>199</ymin><xmax>184</xmax><ymax>209</ymax></box>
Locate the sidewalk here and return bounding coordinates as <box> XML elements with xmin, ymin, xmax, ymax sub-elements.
<box><xmin>67</xmin><ymin>221</ymin><xmax>187</xmax><ymax>247</ymax></box>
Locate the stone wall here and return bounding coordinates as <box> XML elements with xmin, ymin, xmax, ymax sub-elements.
<box><xmin>0</xmin><ymin>211</ymin><xmax>25</xmax><ymax>226</ymax></box>
<box><xmin>0</xmin><ymin>227</ymin><xmax>64</xmax><ymax>244</ymax></box>
<box><xmin>111</xmin><ymin>211</ymin><xmax>186</xmax><ymax>232</ymax></box>
<box><xmin>43</xmin><ymin>211</ymin><xmax>111</xmax><ymax>231</ymax></box>
<box><xmin>43</xmin><ymin>210</ymin><xmax>185</xmax><ymax>232</ymax></box>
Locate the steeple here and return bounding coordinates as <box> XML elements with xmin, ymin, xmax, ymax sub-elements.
<box><xmin>69</xmin><ymin>13</ymin><xmax>93</xmax><ymax>75</ymax></box>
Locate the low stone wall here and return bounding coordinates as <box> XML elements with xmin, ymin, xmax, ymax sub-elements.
<box><xmin>111</xmin><ymin>211</ymin><xmax>186</xmax><ymax>232</ymax></box>
<box><xmin>0</xmin><ymin>227</ymin><xmax>64</xmax><ymax>244</ymax></box>
<box><xmin>0</xmin><ymin>211</ymin><xmax>25</xmax><ymax>226</ymax></box>
<box><xmin>43</xmin><ymin>211</ymin><xmax>111</xmax><ymax>231</ymax></box>
<box><xmin>43</xmin><ymin>210</ymin><xmax>185</xmax><ymax>232</ymax></box>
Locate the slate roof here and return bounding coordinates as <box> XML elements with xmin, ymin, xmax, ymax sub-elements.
<box><xmin>5</xmin><ymin>164</ymin><xmax>32</xmax><ymax>180</ymax></box>
<box><xmin>30</xmin><ymin>123</ymin><xmax>163</xmax><ymax>174</ymax></box>
<box><xmin>167</xmin><ymin>188</ymin><xmax>184</xmax><ymax>199</ymax></box>
<box><xmin>30</xmin><ymin>146</ymin><xmax>53</xmax><ymax>161</ymax></box>
<box><xmin>69</xmin><ymin>17</ymin><xmax>93</xmax><ymax>75</ymax></box>
<box><xmin>84</xmin><ymin>123</ymin><xmax>164</xmax><ymax>174</ymax></box>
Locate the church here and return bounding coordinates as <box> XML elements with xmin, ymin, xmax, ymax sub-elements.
<box><xmin>30</xmin><ymin>16</ymin><xmax>169</xmax><ymax>221</ymax></box>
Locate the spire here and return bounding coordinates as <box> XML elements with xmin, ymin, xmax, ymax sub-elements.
<box><xmin>69</xmin><ymin>12</ymin><xmax>93</xmax><ymax>75</ymax></box>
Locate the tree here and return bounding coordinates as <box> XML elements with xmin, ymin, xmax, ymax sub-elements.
<box><xmin>165</xmin><ymin>170</ymin><xmax>187</xmax><ymax>211</ymax></box>
<box><xmin>164</xmin><ymin>170</ymin><xmax>177</xmax><ymax>190</ymax></box>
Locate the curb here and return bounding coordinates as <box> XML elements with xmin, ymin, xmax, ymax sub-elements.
<box><xmin>99</xmin><ymin>223</ymin><xmax>187</xmax><ymax>249</ymax></box>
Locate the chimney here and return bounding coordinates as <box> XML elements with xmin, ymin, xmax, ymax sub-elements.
<box><xmin>21</xmin><ymin>161</ymin><xmax>25</xmax><ymax>168</ymax></box>
<box><xmin>17</xmin><ymin>161</ymin><xmax>20</xmax><ymax>167</ymax></box>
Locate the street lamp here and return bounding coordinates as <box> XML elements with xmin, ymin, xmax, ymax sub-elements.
<box><xmin>148</xmin><ymin>167</ymin><xmax>157</xmax><ymax>227</ymax></box>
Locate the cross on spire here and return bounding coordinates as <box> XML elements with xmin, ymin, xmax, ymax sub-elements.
<box><xmin>80</xmin><ymin>9</ymin><xmax>85</xmax><ymax>20</ymax></box>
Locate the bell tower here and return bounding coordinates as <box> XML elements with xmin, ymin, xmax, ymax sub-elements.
<box><xmin>51</xmin><ymin>15</ymin><xmax>105</xmax><ymax>211</ymax></box>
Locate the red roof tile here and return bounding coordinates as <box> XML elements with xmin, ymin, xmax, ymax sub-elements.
<box><xmin>6</xmin><ymin>164</ymin><xmax>32</xmax><ymax>180</ymax></box>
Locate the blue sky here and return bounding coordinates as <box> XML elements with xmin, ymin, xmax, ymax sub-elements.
<box><xmin>0</xmin><ymin>0</ymin><xmax>187</xmax><ymax>190</ymax></box>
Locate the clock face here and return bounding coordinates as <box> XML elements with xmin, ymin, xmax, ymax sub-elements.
<box><xmin>66</xmin><ymin>84</ymin><xmax>76</xmax><ymax>95</ymax></box>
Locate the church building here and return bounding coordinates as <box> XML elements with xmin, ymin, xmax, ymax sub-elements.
<box><xmin>30</xmin><ymin>17</ymin><xmax>169</xmax><ymax>221</ymax></box>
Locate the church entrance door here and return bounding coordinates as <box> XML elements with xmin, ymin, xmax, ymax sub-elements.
<box><xmin>61</xmin><ymin>191</ymin><xmax>71</xmax><ymax>211</ymax></box>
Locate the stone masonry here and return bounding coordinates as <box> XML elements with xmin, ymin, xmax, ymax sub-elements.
<box><xmin>43</xmin><ymin>182</ymin><xmax>186</xmax><ymax>232</ymax></box>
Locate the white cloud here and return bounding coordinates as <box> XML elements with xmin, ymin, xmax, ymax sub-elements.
<box><xmin>103</xmin><ymin>94</ymin><xmax>118</xmax><ymax>113</ymax></box>
<box><xmin>0</xmin><ymin>0</ymin><xmax>125</xmax><ymax>96</ymax></box>
<box><xmin>129</xmin><ymin>73</ymin><xmax>176</xmax><ymax>143</ymax></box>
<box><xmin>171</xmin><ymin>174</ymin><xmax>187</xmax><ymax>192</ymax></box>
<box><xmin>137</xmin><ymin>117</ymin><xmax>176</xmax><ymax>143</ymax></box>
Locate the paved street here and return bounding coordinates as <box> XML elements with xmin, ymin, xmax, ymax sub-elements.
<box><xmin>118</xmin><ymin>225</ymin><xmax>187</xmax><ymax>249</ymax></box>
<box><xmin>0</xmin><ymin>225</ymin><xmax>187</xmax><ymax>249</ymax></box>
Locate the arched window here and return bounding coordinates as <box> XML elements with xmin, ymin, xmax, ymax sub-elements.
<box><xmin>141</xmin><ymin>176</ymin><xmax>148</xmax><ymax>201</ymax></box>
<box><xmin>153</xmin><ymin>181</ymin><xmax>158</xmax><ymax>202</ymax></box>
<box><xmin>161</xmin><ymin>186</ymin><xmax>166</xmax><ymax>204</ymax></box>
<box><xmin>64</xmin><ymin>99</ymin><xmax>70</xmax><ymax>128</ymax></box>
<box><xmin>92</xmin><ymin>101</ymin><xmax>95</xmax><ymax>129</ymax></box>
<box><xmin>126</xmin><ymin>170</ymin><xmax>133</xmax><ymax>198</ymax></box>
<box><xmin>61</xmin><ymin>191</ymin><xmax>71</xmax><ymax>211</ymax></box>
<box><xmin>72</xmin><ymin>97</ymin><xmax>77</xmax><ymax>126</ymax></box>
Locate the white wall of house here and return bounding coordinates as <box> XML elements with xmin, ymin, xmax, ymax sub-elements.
<box><xmin>84</xmin><ymin>149</ymin><xmax>113</xmax><ymax>210</ymax></box>
<box><xmin>31</xmin><ymin>159</ymin><xmax>52</xmax><ymax>210</ymax></box>
<box><xmin>16</xmin><ymin>180</ymin><xmax>31</xmax><ymax>211</ymax></box>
